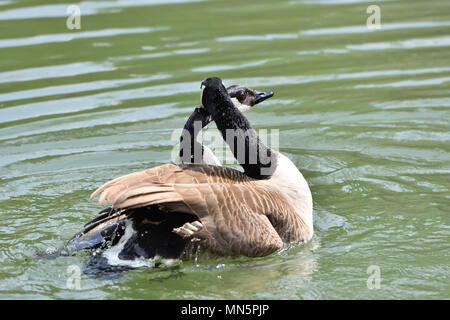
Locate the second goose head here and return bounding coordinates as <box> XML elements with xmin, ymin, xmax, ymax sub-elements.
<box><xmin>227</xmin><ymin>85</ymin><xmax>274</xmax><ymax>112</ymax></box>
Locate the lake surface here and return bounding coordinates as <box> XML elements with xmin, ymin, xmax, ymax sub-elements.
<box><xmin>0</xmin><ymin>0</ymin><xmax>449</xmax><ymax>299</ymax></box>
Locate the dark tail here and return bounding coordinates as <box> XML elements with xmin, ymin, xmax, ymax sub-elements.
<box><xmin>67</xmin><ymin>207</ymin><xmax>128</xmax><ymax>251</ymax></box>
<box><xmin>37</xmin><ymin>206</ymin><xmax>197</xmax><ymax>262</ymax></box>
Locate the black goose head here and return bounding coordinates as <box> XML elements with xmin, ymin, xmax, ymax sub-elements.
<box><xmin>200</xmin><ymin>77</ymin><xmax>229</xmax><ymax>119</ymax></box>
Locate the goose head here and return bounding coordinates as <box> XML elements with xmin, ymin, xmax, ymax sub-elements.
<box><xmin>179</xmin><ymin>80</ymin><xmax>274</xmax><ymax>164</ymax></box>
<box><xmin>200</xmin><ymin>77</ymin><xmax>274</xmax><ymax>118</ymax></box>
<box><xmin>227</xmin><ymin>84</ymin><xmax>274</xmax><ymax>113</ymax></box>
<box><xmin>179</xmin><ymin>81</ymin><xmax>273</xmax><ymax>164</ymax></box>
<box><xmin>200</xmin><ymin>77</ymin><xmax>278</xmax><ymax>178</ymax></box>
<box><xmin>200</xmin><ymin>77</ymin><xmax>231</xmax><ymax>119</ymax></box>
<box><xmin>194</xmin><ymin>81</ymin><xmax>274</xmax><ymax>126</ymax></box>
<box><xmin>185</xmin><ymin>80</ymin><xmax>274</xmax><ymax>132</ymax></box>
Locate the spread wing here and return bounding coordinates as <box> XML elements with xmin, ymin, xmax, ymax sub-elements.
<box><xmin>90</xmin><ymin>163</ymin><xmax>302</xmax><ymax>256</ymax></box>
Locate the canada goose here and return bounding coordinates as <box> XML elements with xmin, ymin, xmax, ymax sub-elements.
<box><xmin>64</xmin><ymin>84</ymin><xmax>274</xmax><ymax>263</ymax></box>
<box><xmin>80</xmin><ymin>77</ymin><xmax>313</xmax><ymax>260</ymax></box>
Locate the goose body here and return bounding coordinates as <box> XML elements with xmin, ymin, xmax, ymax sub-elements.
<box><xmin>88</xmin><ymin>158</ymin><xmax>312</xmax><ymax>258</ymax></box>
<box><xmin>85</xmin><ymin>78</ymin><xmax>313</xmax><ymax>259</ymax></box>
<box><xmin>66</xmin><ymin>83</ymin><xmax>279</xmax><ymax>263</ymax></box>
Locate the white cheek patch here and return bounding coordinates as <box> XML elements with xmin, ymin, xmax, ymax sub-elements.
<box><xmin>231</xmin><ymin>97</ymin><xmax>251</xmax><ymax>113</ymax></box>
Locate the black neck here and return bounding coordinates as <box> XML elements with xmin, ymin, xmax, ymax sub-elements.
<box><xmin>179</xmin><ymin>107</ymin><xmax>210</xmax><ymax>163</ymax></box>
<box><xmin>212</xmin><ymin>97</ymin><xmax>277</xmax><ymax>179</ymax></box>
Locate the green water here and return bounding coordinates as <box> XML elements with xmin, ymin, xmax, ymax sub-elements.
<box><xmin>0</xmin><ymin>0</ymin><xmax>449</xmax><ymax>299</ymax></box>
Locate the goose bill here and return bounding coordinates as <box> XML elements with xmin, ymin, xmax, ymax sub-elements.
<box><xmin>253</xmin><ymin>90</ymin><xmax>274</xmax><ymax>105</ymax></box>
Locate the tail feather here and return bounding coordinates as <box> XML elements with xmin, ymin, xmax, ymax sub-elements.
<box><xmin>60</xmin><ymin>205</ymin><xmax>198</xmax><ymax>262</ymax></box>
<box><xmin>68</xmin><ymin>211</ymin><xmax>128</xmax><ymax>251</ymax></box>
<box><xmin>83</xmin><ymin>207</ymin><xmax>117</xmax><ymax>227</ymax></box>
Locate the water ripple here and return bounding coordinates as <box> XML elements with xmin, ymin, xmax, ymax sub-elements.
<box><xmin>228</xmin><ymin>67</ymin><xmax>450</xmax><ymax>87</ymax></box>
<box><xmin>0</xmin><ymin>62</ymin><xmax>115</xmax><ymax>84</ymax></box>
<box><xmin>0</xmin><ymin>73</ymin><xmax>170</xmax><ymax>104</ymax></box>
<box><xmin>298</xmin><ymin>35</ymin><xmax>450</xmax><ymax>55</ymax></box>
<box><xmin>216</xmin><ymin>33</ymin><xmax>298</xmax><ymax>42</ymax></box>
<box><xmin>355</xmin><ymin>76</ymin><xmax>450</xmax><ymax>88</ymax></box>
<box><xmin>191</xmin><ymin>59</ymin><xmax>269</xmax><ymax>72</ymax></box>
<box><xmin>110</xmin><ymin>48</ymin><xmax>210</xmax><ymax>61</ymax></box>
<box><xmin>0</xmin><ymin>103</ymin><xmax>187</xmax><ymax>141</ymax></box>
<box><xmin>0</xmin><ymin>80</ymin><xmax>196</xmax><ymax>126</ymax></box>
<box><xmin>0</xmin><ymin>27</ymin><xmax>168</xmax><ymax>49</ymax></box>
<box><xmin>0</xmin><ymin>0</ymin><xmax>205</xmax><ymax>20</ymax></box>
<box><xmin>372</xmin><ymin>97</ymin><xmax>450</xmax><ymax>109</ymax></box>
<box><xmin>291</xmin><ymin>0</ymin><xmax>393</xmax><ymax>4</ymax></box>
<box><xmin>301</xmin><ymin>21</ymin><xmax>450</xmax><ymax>36</ymax></box>
<box><xmin>347</xmin><ymin>36</ymin><xmax>450</xmax><ymax>51</ymax></box>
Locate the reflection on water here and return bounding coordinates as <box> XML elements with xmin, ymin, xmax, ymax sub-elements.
<box><xmin>0</xmin><ymin>0</ymin><xmax>448</xmax><ymax>299</ymax></box>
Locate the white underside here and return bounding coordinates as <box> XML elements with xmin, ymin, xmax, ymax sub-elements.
<box><xmin>101</xmin><ymin>220</ymin><xmax>178</xmax><ymax>268</ymax></box>
<box><xmin>263</xmin><ymin>152</ymin><xmax>314</xmax><ymax>240</ymax></box>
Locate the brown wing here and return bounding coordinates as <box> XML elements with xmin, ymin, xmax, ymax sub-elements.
<box><xmin>90</xmin><ymin>163</ymin><xmax>300</xmax><ymax>256</ymax></box>
<box><xmin>91</xmin><ymin>163</ymin><xmax>253</xmax><ymax>209</ymax></box>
